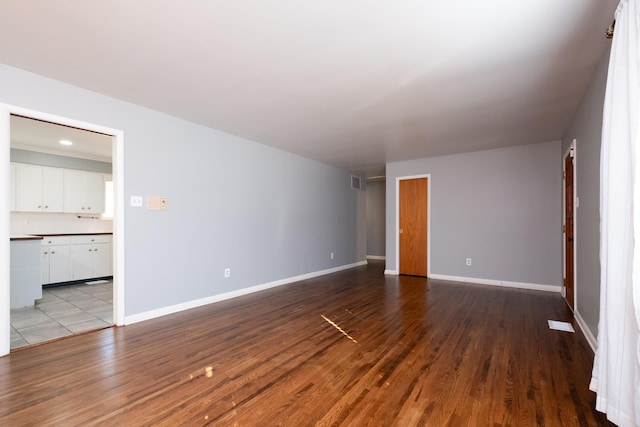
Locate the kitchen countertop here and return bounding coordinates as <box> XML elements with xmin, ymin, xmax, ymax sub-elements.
<box><xmin>11</xmin><ymin>233</ymin><xmax>112</xmax><ymax>240</ymax></box>
<box><xmin>33</xmin><ymin>233</ymin><xmax>113</xmax><ymax>237</ymax></box>
<box><xmin>10</xmin><ymin>235</ymin><xmax>44</xmax><ymax>241</ymax></box>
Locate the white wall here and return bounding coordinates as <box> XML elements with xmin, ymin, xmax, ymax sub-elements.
<box><xmin>561</xmin><ymin>45</ymin><xmax>610</xmax><ymax>339</ymax></box>
<box><xmin>386</xmin><ymin>141</ymin><xmax>562</xmax><ymax>287</ymax></box>
<box><xmin>0</xmin><ymin>63</ymin><xmax>363</xmax><ymax>319</ymax></box>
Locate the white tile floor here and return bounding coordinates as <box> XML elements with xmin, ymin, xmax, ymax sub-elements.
<box><xmin>10</xmin><ymin>281</ymin><xmax>113</xmax><ymax>350</ymax></box>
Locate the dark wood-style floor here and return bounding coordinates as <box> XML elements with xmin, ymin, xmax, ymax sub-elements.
<box><xmin>1</xmin><ymin>261</ymin><xmax>612</xmax><ymax>426</ymax></box>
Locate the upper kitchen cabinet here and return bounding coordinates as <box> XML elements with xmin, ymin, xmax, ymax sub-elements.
<box><xmin>63</xmin><ymin>169</ymin><xmax>106</xmax><ymax>213</ymax></box>
<box><xmin>15</xmin><ymin>163</ymin><xmax>64</xmax><ymax>212</ymax></box>
<box><xmin>10</xmin><ymin>163</ymin><xmax>16</xmax><ymax>211</ymax></box>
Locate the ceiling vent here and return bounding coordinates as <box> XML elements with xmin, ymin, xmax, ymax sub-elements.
<box><xmin>351</xmin><ymin>175</ymin><xmax>362</xmax><ymax>190</ymax></box>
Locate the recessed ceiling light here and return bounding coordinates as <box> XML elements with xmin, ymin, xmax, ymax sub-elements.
<box><xmin>59</xmin><ymin>139</ymin><xmax>73</xmax><ymax>146</ymax></box>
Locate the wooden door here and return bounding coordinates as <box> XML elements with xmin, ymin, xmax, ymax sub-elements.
<box><xmin>564</xmin><ymin>154</ymin><xmax>575</xmax><ymax>311</ymax></box>
<box><xmin>399</xmin><ymin>178</ymin><xmax>428</xmax><ymax>276</ymax></box>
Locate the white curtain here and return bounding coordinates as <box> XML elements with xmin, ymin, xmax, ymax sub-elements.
<box><xmin>590</xmin><ymin>1</ymin><xmax>640</xmax><ymax>426</ymax></box>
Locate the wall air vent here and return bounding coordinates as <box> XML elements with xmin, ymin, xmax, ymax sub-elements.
<box><xmin>351</xmin><ymin>175</ymin><xmax>362</xmax><ymax>190</ymax></box>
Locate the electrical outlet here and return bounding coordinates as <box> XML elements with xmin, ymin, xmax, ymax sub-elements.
<box><xmin>147</xmin><ymin>196</ymin><xmax>167</xmax><ymax>211</ymax></box>
<box><xmin>224</xmin><ymin>268</ymin><xmax>231</xmax><ymax>278</ymax></box>
<box><xmin>466</xmin><ymin>258</ymin><xmax>472</xmax><ymax>266</ymax></box>
<box><xmin>330</xmin><ymin>252</ymin><xmax>334</xmax><ymax>260</ymax></box>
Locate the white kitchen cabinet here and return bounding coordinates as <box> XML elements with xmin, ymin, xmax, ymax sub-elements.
<box><xmin>10</xmin><ymin>163</ymin><xmax>16</xmax><ymax>211</ymax></box>
<box><xmin>10</xmin><ymin>238</ymin><xmax>43</xmax><ymax>309</ymax></box>
<box><xmin>71</xmin><ymin>235</ymin><xmax>112</xmax><ymax>281</ymax></box>
<box><xmin>15</xmin><ymin>163</ymin><xmax>64</xmax><ymax>212</ymax></box>
<box><xmin>41</xmin><ymin>236</ymin><xmax>73</xmax><ymax>285</ymax></box>
<box><xmin>92</xmin><ymin>243</ymin><xmax>112</xmax><ymax>278</ymax></box>
<box><xmin>63</xmin><ymin>170</ymin><xmax>106</xmax><ymax>213</ymax></box>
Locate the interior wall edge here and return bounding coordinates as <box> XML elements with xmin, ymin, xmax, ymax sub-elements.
<box><xmin>0</xmin><ymin>106</ymin><xmax>10</xmax><ymax>357</ymax></box>
<box><xmin>574</xmin><ymin>310</ymin><xmax>597</xmax><ymax>352</ymax></box>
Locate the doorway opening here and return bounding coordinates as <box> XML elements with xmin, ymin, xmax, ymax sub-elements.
<box><xmin>1</xmin><ymin>105</ymin><xmax>125</xmax><ymax>356</ymax></box>
<box><xmin>563</xmin><ymin>141</ymin><xmax>576</xmax><ymax>311</ymax></box>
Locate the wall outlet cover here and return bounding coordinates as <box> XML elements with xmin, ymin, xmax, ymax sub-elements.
<box><xmin>147</xmin><ymin>196</ymin><xmax>167</xmax><ymax>211</ymax></box>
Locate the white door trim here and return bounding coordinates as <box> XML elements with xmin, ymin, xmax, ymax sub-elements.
<box><xmin>394</xmin><ymin>174</ymin><xmax>431</xmax><ymax>277</ymax></box>
<box><xmin>0</xmin><ymin>104</ymin><xmax>125</xmax><ymax>356</ymax></box>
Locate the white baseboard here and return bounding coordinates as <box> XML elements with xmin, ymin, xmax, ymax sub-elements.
<box><xmin>366</xmin><ymin>255</ymin><xmax>386</xmax><ymax>260</ymax></box>
<box><xmin>574</xmin><ymin>310</ymin><xmax>597</xmax><ymax>352</ymax></box>
<box><xmin>429</xmin><ymin>274</ymin><xmax>561</xmax><ymax>293</ymax></box>
<box><xmin>384</xmin><ymin>269</ymin><xmax>398</xmax><ymax>275</ymax></box>
<box><xmin>124</xmin><ymin>261</ymin><xmax>368</xmax><ymax>325</ymax></box>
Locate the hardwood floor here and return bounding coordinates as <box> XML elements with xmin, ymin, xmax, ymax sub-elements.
<box><xmin>0</xmin><ymin>261</ymin><xmax>612</xmax><ymax>426</ymax></box>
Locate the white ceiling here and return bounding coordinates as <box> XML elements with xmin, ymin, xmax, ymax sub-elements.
<box><xmin>11</xmin><ymin>116</ymin><xmax>113</xmax><ymax>163</ymax></box>
<box><xmin>0</xmin><ymin>1</ymin><xmax>617</xmax><ymax>177</ymax></box>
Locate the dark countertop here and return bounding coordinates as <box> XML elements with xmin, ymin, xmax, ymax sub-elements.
<box><xmin>34</xmin><ymin>233</ymin><xmax>113</xmax><ymax>237</ymax></box>
<box><xmin>11</xmin><ymin>233</ymin><xmax>112</xmax><ymax>240</ymax></box>
<box><xmin>10</xmin><ymin>235</ymin><xmax>44</xmax><ymax>241</ymax></box>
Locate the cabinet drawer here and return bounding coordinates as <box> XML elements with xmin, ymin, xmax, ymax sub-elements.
<box><xmin>41</xmin><ymin>236</ymin><xmax>72</xmax><ymax>246</ymax></box>
<box><xmin>70</xmin><ymin>234</ymin><xmax>112</xmax><ymax>245</ymax></box>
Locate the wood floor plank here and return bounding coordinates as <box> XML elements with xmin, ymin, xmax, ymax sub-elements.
<box><xmin>0</xmin><ymin>261</ymin><xmax>612</xmax><ymax>426</ymax></box>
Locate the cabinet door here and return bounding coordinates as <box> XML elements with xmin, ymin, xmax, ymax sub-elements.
<box><xmin>49</xmin><ymin>245</ymin><xmax>73</xmax><ymax>283</ymax></box>
<box><xmin>42</xmin><ymin>167</ymin><xmax>64</xmax><ymax>212</ymax></box>
<box><xmin>64</xmin><ymin>170</ymin><xmax>106</xmax><ymax>213</ymax></box>
<box><xmin>92</xmin><ymin>243</ymin><xmax>112</xmax><ymax>277</ymax></box>
<box><xmin>16</xmin><ymin>164</ymin><xmax>44</xmax><ymax>212</ymax></box>
<box><xmin>84</xmin><ymin>172</ymin><xmax>106</xmax><ymax>213</ymax></box>
<box><xmin>72</xmin><ymin>244</ymin><xmax>94</xmax><ymax>281</ymax></box>
<box><xmin>63</xmin><ymin>169</ymin><xmax>85</xmax><ymax>213</ymax></box>
<box><xmin>10</xmin><ymin>163</ymin><xmax>16</xmax><ymax>211</ymax></box>
<box><xmin>41</xmin><ymin>247</ymin><xmax>51</xmax><ymax>285</ymax></box>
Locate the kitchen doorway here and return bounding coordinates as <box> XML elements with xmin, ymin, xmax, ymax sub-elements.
<box><xmin>1</xmin><ymin>105</ymin><xmax>125</xmax><ymax>356</ymax></box>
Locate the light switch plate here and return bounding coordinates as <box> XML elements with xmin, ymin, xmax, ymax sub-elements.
<box><xmin>130</xmin><ymin>196</ymin><xmax>143</xmax><ymax>207</ymax></box>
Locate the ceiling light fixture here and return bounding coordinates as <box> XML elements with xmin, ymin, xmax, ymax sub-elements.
<box><xmin>59</xmin><ymin>139</ymin><xmax>73</xmax><ymax>146</ymax></box>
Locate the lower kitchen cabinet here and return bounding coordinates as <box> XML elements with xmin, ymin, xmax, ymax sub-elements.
<box><xmin>40</xmin><ymin>234</ymin><xmax>112</xmax><ymax>285</ymax></box>
<box><xmin>41</xmin><ymin>236</ymin><xmax>73</xmax><ymax>285</ymax></box>
<box><xmin>70</xmin><ymin>235</ymin><xmax>112</xmax><ymax>281</ymax></box>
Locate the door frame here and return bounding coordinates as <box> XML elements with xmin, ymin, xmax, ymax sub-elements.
<box><xmin>562</xmin><ymin>140</ymin><xmax>577</xmax><ymax>310</ymax></box>
<box><xmin>0</xmin><ymin>104</ymin><xmax>126</xmax><ymax>356</ymax></box>
<box><xmin>395</xmin><ymin>174</ymin><xmax>431</xmax><ymax>277</ymax></box>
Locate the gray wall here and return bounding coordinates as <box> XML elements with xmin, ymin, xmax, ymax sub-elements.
<box><xmin>561</xmin><ymin>46</ymin><xmax>610</xmax><ymax>338</ymax></box>
<box><xmin>386</xmin><ymin>141</ymin><xmax>562</xmax><ymax>286</ymax></box>
<box><xmin>0</xmin><ymin>63</ymin><xmax>363</xmax><ymax>316</ymax></box>
<box><xmin>356</xmin><ymin>187</ymin><xmax>367</xmax><ymax>261</ymax></box>
<box><xmin>11</xmin><ymin>148</ymin><xmax>112</xmax><ymax>173</ymax></box>
<box><xmin>366</xmin><ymin>181</ymin><xmax>386</xmax><ymax>257</ymax></box>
